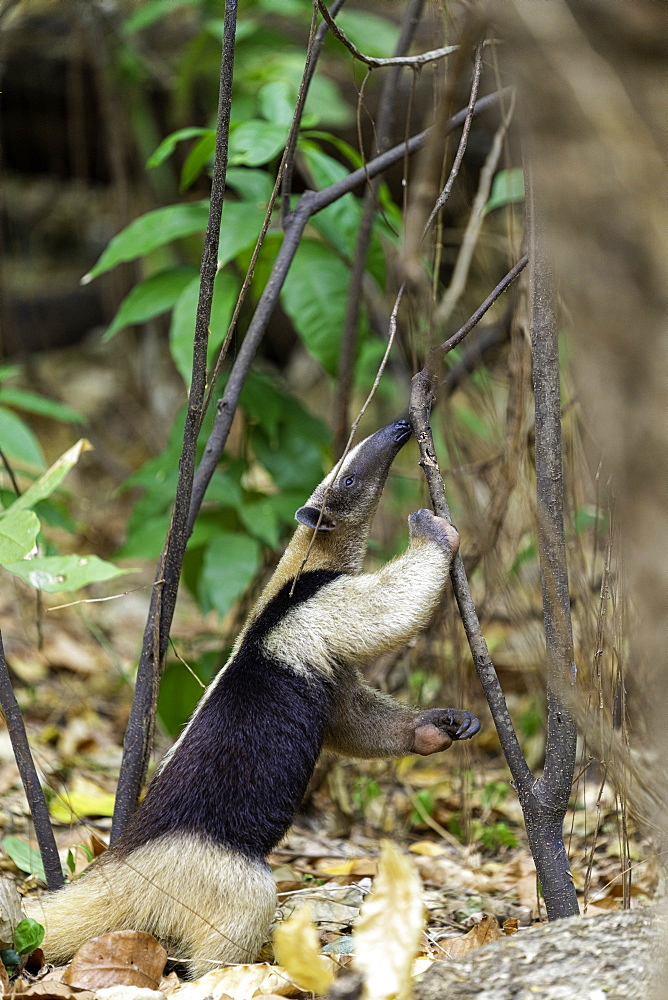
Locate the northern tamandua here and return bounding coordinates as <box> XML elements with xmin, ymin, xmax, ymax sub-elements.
<box><xmin>29</xmin><ymin>419</ymin><xmax>480</xmax><ymax>978</ymax></box>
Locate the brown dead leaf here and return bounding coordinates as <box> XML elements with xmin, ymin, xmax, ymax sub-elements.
<box><xmin>61</xmin><ymin>931</ymin><xmax>167</xmax><ymax>990</ymax></box>
<box><xmin>9</xmin><ymin>981</ymin><xmax>96</xmax><ymax>999</ymax></box>
<box><xmin>502</xmin><ymin>918</ymin><xmax>519</xmax><ymax>935</ymax></box>
<box><xmin>0</xmin><ymin>957</ymin><xmax>9</xmax><ymax>993</ymax></box>
<box><xmin>439</xmin><ymin>914</ymin><xmax>500</xmax><ymax>960</ymax></box>
<box><xmin>89</xmin><ymin>833</ymin><xmax>108</xmax><ymax>858</ymax></box>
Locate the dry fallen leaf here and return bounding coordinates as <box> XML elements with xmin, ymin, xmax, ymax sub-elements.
<box><xmin>10</xmin><ymin>981</ymin><xmax>96</xmax><ymax>999</ymax></box>
<box><xmin>354</xmin><ymin>841</ymin><xmax>425</xmax><ymax>1000</ymax></box>
<box><xmin>0</xmin><ymin>877</ymin><xmax>24</xmax><ymax>949</ymax></box>
<box><xmin>408</xmin><ymin>842</ymin><xmax>448</xmax><ymax>858</ymax></box>
<box><xmin>503</xmin><ymin>917</ymin><xmax>520</xmax><ymax>935</ymax></box>
<box><xmin>95</xmin><ymin>986</ymin><xmax>167</xmax><ymax>1000</ymax></box>
<box><xmin>316</xmin><ymin>858</ymin><xmax>377</xmax><ymax>877</ymax></box>
<box><xmin>170</xmin><ymin>964</ymin><xmax>296</xmax><ymax>1000</ymax></box>
<box><xmin>0</xmin><ymin>956</ymin><xmax>10</xmax><ymax>993</ymax></box>
<box><xmin>439</xmin><ymin>914</ymin><xmax>500</xmax><ymax>960</ymax></box>
<box><xmin>61</xmin><ymin>931</ymin><xmax>167</xmax><ymax>990</ymax></box>
<box><xmin>273</xmin><ymin>903</ymin><xmax>336</xmax><ymax>994</ymax></box>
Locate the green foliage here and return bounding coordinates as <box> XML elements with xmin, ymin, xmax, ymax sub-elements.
<box><xmin>410</xmin><ymin>789</ymin><xmax>434</xmax><ymax>826</ymax></box>
<box><xmin>13</xmin><ymin>918</ymin><xmax>44</xmax><ymax>956</ymax></box>
<box><xmin>485</xmin><ymin>167</ymin><xmax>525</xmax><ymax>214</ymax></box>
<box><xmin>1</xmin><ymin>836</ymin><xmax>47</xmax><ymax>881</ymax></box>
<box><xmin>0</xmin><ymin>441</ymin><xmax>129</xmax><ymax>593</ymax></box>
<box><xmin>352</xmin><ymin>776</ymin><xmax>382</xmax><ymax>815</ymax></box>
<box><xmin>478</xmin><ymin>822</ymin><xmax>518</xmax><ymax>851</ymax></box>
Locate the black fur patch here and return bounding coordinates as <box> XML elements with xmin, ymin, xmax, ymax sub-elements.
<box><xmin>118</xmin><ymin>570</ymin><xmax>342</xmax><ymax>859</ymax></box>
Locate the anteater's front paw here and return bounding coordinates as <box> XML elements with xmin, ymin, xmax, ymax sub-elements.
<box><xmin>408</xmin><ymin>509</ymin><xmax>460</xmax><ymax>556</ymax></box>
<box><xmin>412</xmin><ymin>708</ymin><xmax>481</xmax><ymax>755</ymax></box>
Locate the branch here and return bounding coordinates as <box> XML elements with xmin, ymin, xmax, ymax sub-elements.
<box><xmin>111</xmin><ymin>0</ymin><xmax>238</xmax><ymax>841</ymax></box>
<box><xmin>0</xmin><ymin>631</ymin><xmax>63</xmax><ymax>890</ymax></box>
<box><xmin>333</xmin><ymin>0</ymin><xmax>426</xmax><ymax>458</ymax></box>
<box><xmin>281</xmin><ymin>0</ymin><xmax>346</xmax><ymax>227</ymax></box>
<box><xmin>315</xmin><ymin>0</ymin><xmax>458</xmax><ymax>68</ymax></box>
<box><xmin>439</xmin><ymin>254</ymin><xmax>528</xmax><ymax>355</ymax></box>
<box><xmin>526</xmin><ymin>170</ymin><xmax>578</xmax><ymax>814</ymax></box>
<box><xmin>409</xmin><ymin>369</ymin><xmax>531</xmax><ymax>789</ymax></box>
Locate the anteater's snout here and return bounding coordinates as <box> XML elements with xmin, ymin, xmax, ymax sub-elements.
<box><xmin>393</xmin><ymin>419</ymin><xmax>412</xmax><ymax>445</ymax></box>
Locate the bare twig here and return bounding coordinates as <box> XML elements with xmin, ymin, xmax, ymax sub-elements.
<box><xmin>111</xmin><ymin>0</ymin><xmax>239</xmax><ymax>841</ymax></box>
<box><xmin>435</xmin><ymin>93</ymin><xmax>516</xmax><ymax>330</ymax></box>
<box><xmin>439</xmin><ymin>254</ymin><xmax>528</xmax><ymax>355</ymax></box>
<box><xmin>281</xmin><ymin>0</ymin><xmax>346</xmax><ymax>227</ymax></box>
<box><xmin>333</xmin><ymin>0</ymin><xmax>426</xmax><ymax>458</ymax></box>
<box><xmin>409</xmin><ymin>370</ymin><xmax>531</xmax><ymax>786</ymax></box>
<box><xmin>0</xmin><ymin>631</ymin><xmax>63</xmax><ymax>890</ymax></box>
<box><xmin>315</xmin><ymin>0</ymin><xmax>458</xmax><ymax>68</ymax></box>
<box><xmin>422</xmin><ymin>42</ymin><xmax>484</xmax><ymax>239</ymax></box>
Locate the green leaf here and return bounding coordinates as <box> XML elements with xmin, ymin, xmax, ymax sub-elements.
<box><xmin>485</xmin><ymin>167</ymin><xmax>525</xmax><ymax>214</ymax></box>
<box><xmin>229</xmin><ymin>120</ymin><xmax>288</xmax><ymax>167</ymax></box>
<box><xmin>280</xmin><ymin>239</ymin><xmax>352</xmax><ymax>376</ymax></box>
<box><xmin>238</xmin><ymin>496</ymin><xmax>282</xmax><ymax>549</ymax></box>
<box><xmin>225</xmin><ymin>168</ymin><xmax>273</xmax><ymax>205</ymax></box>
<box><xmin>218</xmin><ymin>201</ymin><xmax>268</xmax><ymax>267</ymax></box>
<box><xmin>0</xmin><ymin>388</ymin><xmax>83</xmax><ymax>425</ymax></box>
<box><xmin>0</xmin><ymin>406</ymin><xmax>45</xmax><ymax>469</ymax></box>
<box><xmin>14</xmin><ymin>918</ymin><xmax>45</xmax><ymax>956</ymax></box>
<box><xmin>258</xmin><ymin>80</ymin><xmax>295</xmax><ymax>127</ymax></box>
<box><xmin>0</xmin><ymin>510</ymin><xmax>39</xmax><ymax>564</ymax></box>
<box><xmin>83</xmin><ymin>201</ymin><xmax>210</xmax><ymax>282</ymax></box>
<box><xmin>123</xmin><ymin>0</ymin><xmax>199</xmax><ymax>35</ymax></box>
<box><xmin>1</xmin><ymin>836</ymin><xmax>46</xmax><ymax>880</ymax></box>
<box><xmin>169</xmin><ymin>271</ymin><xmax>240</xmax><ymax>385</ymax></box>
<box><xmin>336</xmin><ymin>10</ymin><xmax>399</xmax><ymax>58</ymax></box>
<box><xmin>4</xmin><ymin>439</ymin><xmax>92</xmax><ymax>516</ymax></box>
<box><xmin>146</xmin><ymin>127</ymin><xmax>213</xmax><ymax>169</ymax></box>
<box><xmin>104</xmin><ymin>267</ymin><xmax>199</xmax><ymax>341</ymax></box>
<box><xmin>4</xmin><ymin>554</ymin><xmax>130</xmax><ymax>593</ymax></box>
<box><xmin>181</xmin><ymin>132</ymin><xmax>217</xmax><ymax>190</ymax></box>
<box><xmin>198</xmin><ymin>532</ymin><xmax>261</xmax><ymax>618</ymax></box>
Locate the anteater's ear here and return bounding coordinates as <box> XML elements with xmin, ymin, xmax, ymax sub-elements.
<box><xmin>295</xmin><ymin>505</ymin><xmax>336</xmax><ymax>531</ymax></box>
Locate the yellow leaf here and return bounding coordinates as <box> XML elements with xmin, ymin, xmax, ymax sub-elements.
<box><xmin>354</xmin><ymin>841</ymin><xmax>425</xmax><ymax>1000</ymax></box>
<box><xmin>408</xmin><ymin>842</ymin><xmax>447</xmax><ymax>858</ymax></box>
<box><xmin>49</xmin><ymin>790</ymin><xmax>116</xmax><ymax>825</ymax></box>
<box><xmin>317</xmin><ymin>857</ymin><xmax>377</xmax><ymax>876</ymax></box>
<box><xmin>273</xmin><ymin>904</ymin><xmax>336</xmax><ymax>994</ymax></box>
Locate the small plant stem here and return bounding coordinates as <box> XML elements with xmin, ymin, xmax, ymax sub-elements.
<box><xmin>0</xmin><ymin>631</ymin><xmax>63</xmax><ymax>890</ymax></box>
<box><xmin>111</xmin><ymin>0</ymin><xmax>238</xmax><ymax>841</ymax></box>
<box><xmin>333</xmin><ymin>0</ymin><xmax>426</xmax><ymax>458</ymax></box>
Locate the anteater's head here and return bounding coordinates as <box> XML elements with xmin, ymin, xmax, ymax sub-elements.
<box><xmin>294</xmin><ymin>419</ymin><xmax>412</xmax><ymax>571</ymax></box>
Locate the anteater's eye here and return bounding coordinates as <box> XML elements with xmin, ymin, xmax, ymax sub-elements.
<box><xmin>344</xmin><ymin>475</ymin><xmax>356</xmax><ymax>488</ymax></box>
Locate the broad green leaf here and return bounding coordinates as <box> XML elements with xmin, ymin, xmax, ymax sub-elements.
<box><xmin>83</xmin><ymin>201</ymin><xmax>210</xmax><ymax>282</ymax></box>
<box><xmin>0</xmin><ymin>364</ymin><xmax>21</xmax><ymax>382</ymax></box>
<box><xmin>225</xmin><ymin>168</ymin><xmax>274</xmax><ymax>205</ymax></box>
<box><xmin>115</xmin><ymin>511</ymin><xmax>170</xmax><ymax>561</ymax></box>
<box><xmin>123</xmin><ymin>0</ymin><xmax>199</xmax><ymax>34</ymax></box>
<box><xmin>198</xmin><ymin>532</ymin><xmax>261</xmax><ymax>618</ymax></box>
<box><xmin>229</xmin><ymin>120</ymin><xmax>288</xmax><ymax>167</ymax></box>
<box><xmin>0</xmin><ymin>406</ymin><xmax>45</xmax><ymax>469</ymax></box>
<box><xmin>1</xmin><ymin>837</ymin><xmax>46</xmax><ymax>880</ymax></box>
<box><xmin>0</xmin><ymin>510</ymin><xmax>39</xmax><ymax>564</ymax></box>
<box><xmin>0</xmin><ymin>389</ymin><xmax>83</xmax><ymax>425</ymax></box>
<box><xmin>485</xmin><ymin>167</ymin><xmax>525</xmax><ymax>214</ymax></box>
<box><xmin>146</xmin><ymin>127</ymin><xmax>212</xmax><ymax>169</ymax></box>
<box><xmin>49</xmin><ymin>790</ymin><xmax>116</xmax><ymax>825</ymax></box>
<box><xmin>181</xmin><ymin>132</ymin><xmax>217</xmax><ymax>190</ymax></box>
<box><xmin>4</xmin><ymin>439</ymin><xmax>92</xmax><ymax>516</ymax></box>
<box><xmin>280</xmin><ymin>240</ymin><xmax>352</xmax><ymax>376</ymax></box>
<box><xmin>104</xmin><ymin>267</ymin><xmax>198</xmax><ymax>341</ymax></box>
<box><xmin>258</xmin><ymin>80</ymin><xmax>295</xmax><ymax>127</ymax></box>
<box><xmin>169</xmin><ymin>271</ymin><xmax>240</xmax><ymax>386</ymax></box>
<box><xmin>218</xmin><ymin>201</ymin><xmax>268</xmax><ymax>267</ymax></box>
<box><xmin>4</xmin><ymin>554</ymin><xmax>130</xmax><ymax>593</ymax></box>
<box><xmin>14</xmin><ymin>918</ymin><xmax>45</xmax><ymax>956</ymax></box>
<box><xmin>238</xmin><ymin>496</ymin><xmax>282</xmax><ymax>549</ymax></box>
<box><xmin>336</xmin><ymin>10</ymin><xmax>400</xmax><ymax>58</ymax></box>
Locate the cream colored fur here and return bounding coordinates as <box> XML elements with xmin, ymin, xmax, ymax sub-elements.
<box><xmin>264</xmin><ymin>534</ymin><xmax>453</xmax><ymax>677</ymax></box>
<box><xmin>27</xmin><ymin>835</ymin><xmax>276</xmax><ymax>980</ymax></box>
